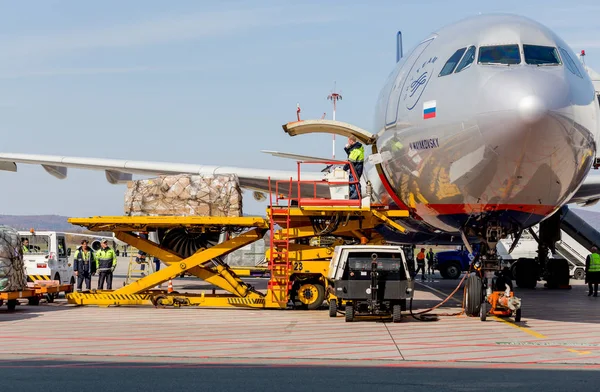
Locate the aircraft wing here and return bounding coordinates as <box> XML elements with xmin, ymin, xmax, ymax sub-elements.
<box><xmin>0</xmin><ymin>153</ymin><xmax>329</xmax><ymax>197</ymax></box>
<box><xmin>63</xmin><ymin>232</ymin><xmax>128</xmax><ymax>246</ymax></box>
<box><xmin>569</xmin><ymin>174</ymin><xmax>600</xmax><ymax>206</ymax></box>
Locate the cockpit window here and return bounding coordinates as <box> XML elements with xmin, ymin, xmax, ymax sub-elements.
<box><xmin>559</xmin><ymin>47</ymin><xmax>583</xmax><ymax>78</ymax></box>
<box><xmin>523</xmin><ymin>45</ymin><xmax>560</xmax><ymax>65</ymax></box>
<box><xmin>455</xmin><ymin>46</ymin><xmax>476</xmax><ymax>73</ymax></box>
<box><xmin>439</xmin><ymin>47</ymin><xmax>466</xmax><ymax>76</ymax></box>
<box><xmin>478</xmin><ymin>44</ymin><xmax>521</xmax><ymax>65</ymax></box>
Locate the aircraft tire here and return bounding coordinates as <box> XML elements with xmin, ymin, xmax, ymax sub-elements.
<box><xmin>515</xmin><ymin>258</ymin><xmax>538</xmax><ymax>289</ymax></box>
<box><xmin>465</xmin><ymin>274</ymin><xmax>483</xmax><ymax>317</ymax></box>
<box><xmin>546</xmin><ymin>258</ymin><xmax>570</xmax><ymax>289</ymax></box>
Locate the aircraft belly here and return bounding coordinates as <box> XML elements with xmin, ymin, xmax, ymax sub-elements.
<box><xmin>376</xmin><ymin>112</ymin><xmax>595</xmax><ymax>232</ymax></box>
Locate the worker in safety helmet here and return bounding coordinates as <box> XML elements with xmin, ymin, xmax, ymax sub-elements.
<box><xmin>21</xmin><ymin>238</ymin><xmax>30</xmax><ymax>253</ymax></box>
<box><xmin>415</xmin><ymin>248</ymin><xmax>426</xmax><ymax>282</ymax></box>
<box><xmin>73</xmin><ymin>240</ymin><xmax>96</xmax><ymax>291</ymax></box>
<box><xmin>95</xmin><ymin>239</ymin><xmax>117</xmax><ymax>290</ymax></box>
<box><xmin>343</xmin><ymin>136</ymin><xmax>364</xmax><ymax>200</ymax></box>
<box><xmin>586</xmin><ymin>246</ymin><xmax>600</xmax><ymax>297</ymax></box>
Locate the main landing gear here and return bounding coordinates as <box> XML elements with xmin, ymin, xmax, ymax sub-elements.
<box><xmin>463</xmin><ymin>225</ymin><xmax>522</xmax><ymax>322</ymax></box>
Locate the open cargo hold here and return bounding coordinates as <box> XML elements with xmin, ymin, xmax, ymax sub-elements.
<box><xmin>0</xmin><ymin>225</ymin><xmax>27</xmax><ymax>292</ymax></box>
<box><xmin>124</xmin><ymin>174</ymin><xmax>243</xmax><ymax>217</ymax></box>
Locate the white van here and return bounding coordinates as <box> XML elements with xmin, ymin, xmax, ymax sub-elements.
<box><xmin>19</xmin><ymin>231</ymin><xmax>75</xmax><ymax>287</ymax></box>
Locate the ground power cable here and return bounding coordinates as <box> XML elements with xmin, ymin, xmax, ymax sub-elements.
<box><xmin>409</xmin><ymin>271</ymin><xmax>469</xmax><ymax>321</ymax></box>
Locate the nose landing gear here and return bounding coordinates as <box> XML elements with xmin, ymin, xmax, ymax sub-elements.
<box><xmin>463</xmin><ymin>224</ymin><xmax>523</xmax><ymax>322</ymax></box>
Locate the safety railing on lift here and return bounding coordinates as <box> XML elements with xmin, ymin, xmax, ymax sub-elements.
<box><xmin>268</xmin><ymin>160</ymin><xmax>362</xmax><ymax>209</ymax></box>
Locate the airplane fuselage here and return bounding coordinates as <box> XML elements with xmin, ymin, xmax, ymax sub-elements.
<box><xmin>367</xmin><ymin>14</ymin><xmax>600</xmax><ymax>238</ymax></box>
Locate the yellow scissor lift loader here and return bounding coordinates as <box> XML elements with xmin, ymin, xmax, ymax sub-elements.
<box><xmin>65</xmin><ymin>161</ymin><xmax>408</xmax><ymax>310</ymax></box>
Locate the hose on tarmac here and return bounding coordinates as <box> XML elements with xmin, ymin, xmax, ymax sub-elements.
<box><xmin>409</xmin><ymin>271</ymin><xmax>470</xmax><ymax>321</ymax></box>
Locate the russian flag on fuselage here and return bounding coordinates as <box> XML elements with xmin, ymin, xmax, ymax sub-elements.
<box><xmin>423</xmin><ymin>100</ymin><xmax>436</xmax><ymax>119</ymax></box>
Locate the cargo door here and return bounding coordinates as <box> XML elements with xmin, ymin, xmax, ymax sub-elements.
<box><xmin>385</xmin><ymin>37</ymin><xmax>435</xmax><ymax>126</ymax></box>
<box><xmin>56</xmin><ymin>235</ymin><xmax>70</xmax><ymax>284</ymax></box>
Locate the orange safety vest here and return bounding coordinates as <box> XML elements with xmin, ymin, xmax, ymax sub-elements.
<box><xmin>416</xmin><ymin>251</ymin><xmax>425</xmax><ymax>264</ymax></box>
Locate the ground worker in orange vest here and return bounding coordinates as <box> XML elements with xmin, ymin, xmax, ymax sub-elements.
<box><xmin>415</xmin><ymin>248</ymin><xmax>426</xmax><ymax>282</ymax></box>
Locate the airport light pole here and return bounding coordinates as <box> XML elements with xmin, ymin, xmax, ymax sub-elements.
<box><xmin>327</xmin><ymin>83</ymin><xmax>342</xmax><ymax>159</ymax></box>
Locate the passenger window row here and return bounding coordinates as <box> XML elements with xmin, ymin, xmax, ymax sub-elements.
<box><xmin>438</xmin><ymin>44</ymin><xmax>583</xmax><ymax>78</ymax></box>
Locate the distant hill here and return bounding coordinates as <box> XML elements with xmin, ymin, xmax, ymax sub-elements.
<box><xmin>0</xmin><ymin>215</ymin><xmax>83</xmax><ymax>232</ymax></box>
<box><xmin>1</xmin><ymin>208</ymin><xmax>599</xmax><ymax>234</ymax></box>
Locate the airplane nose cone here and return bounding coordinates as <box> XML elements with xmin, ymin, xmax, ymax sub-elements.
<box><xmin>518</xmin><ymin>95</ymin><xmax>546</xmax><ymax>124</ymax></box>
<box><xmin>470</xmin><ymin>68</ymin><xmax>595</xmax><ymax>214</ymax></box>
<box><xmin>478</xmin><ymin>68</ymin><xmax>572</xmax><ymax>117</ymax></box>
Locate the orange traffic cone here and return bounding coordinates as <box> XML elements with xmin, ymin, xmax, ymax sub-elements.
<box><xmin>167</xmin><ymin>280</ymin><xmax>173</xmax><ymax>293</ymax></box>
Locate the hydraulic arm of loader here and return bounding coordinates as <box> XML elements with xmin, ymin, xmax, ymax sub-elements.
<box><xmin>113</xmin><ymin>229</ymin><xmax>265</xmax><ymax>297</ymax></box>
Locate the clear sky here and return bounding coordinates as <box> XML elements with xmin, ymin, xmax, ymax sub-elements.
<box><xmin>0</xmin><ymin>0</ymin><xmax>599</xmax><ymax>217</ymax></box>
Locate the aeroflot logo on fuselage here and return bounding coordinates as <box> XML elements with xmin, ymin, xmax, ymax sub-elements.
<box><xmin>403</xmin><ymin>55</ymin><xmax>438</xmax><ymax>111</ymax></box>
<box><xmin>409</xmin><ymin>138</ymin><xmax>439</xmax><ymax>150</ymax></box>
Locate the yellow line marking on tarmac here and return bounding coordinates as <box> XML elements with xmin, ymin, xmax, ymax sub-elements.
<box><xmin>567</xmin><ymin>349</ymin><xmax>591</xmax><ymax>355</ymax></box>
<box><xmin>419</xmin><ymin>281</ymin><xmax>593</xmax><ymax>356</ymax></box>
<box><xmin>418</xmin><ymin>281</ymin><xmax>549</xmax><ymax>338</ymax></box>
<box><xmin>492</xmin><ymin>316</ymin><xmax>547</xmax><ymax>339</ymax></box>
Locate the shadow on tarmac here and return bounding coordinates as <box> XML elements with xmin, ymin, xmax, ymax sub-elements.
<box><xmin>0</xmin><ymin>300</ymin><xmax>78</xmax><ymax>321</ymax></box>
<box><xmin>417</xmin><ymin>276</ymin><xmax>600</xmax><ymax>325</ymax></box>
<box><xmin>0</xmin><ymin>359</ymin><xmax>599</xmax><ymax>391</ymax></box>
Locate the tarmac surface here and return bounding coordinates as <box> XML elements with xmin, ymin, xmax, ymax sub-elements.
<box><xmin>2</xmin><ymin>258</ymin><xmax>600</xmax><ymax>389</ymax></box>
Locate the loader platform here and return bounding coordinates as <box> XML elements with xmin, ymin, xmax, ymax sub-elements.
<box><xmin>66</xmin><ymin>161</ymin><xmax>409</xmax><ymax>309</ymax></box>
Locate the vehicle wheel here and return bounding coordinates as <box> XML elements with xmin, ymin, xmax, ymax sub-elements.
<box><xmin>445</xmin><ymin>262</ymin><xmax>462</xmax><ymax>279</ymax></box>
<box><xmin>67</xmin><ymin>277</ymin><xmax>76</xmax><ymax>293</ymax></box>
<box><xmin>480</xmin><ymin>302</ymin><xmax>488</xmax><ymax>322</ymax></box>
<box><xmin>7</xmin><ymin>299</ymin><xmax>17</xmax><ymax>311</ymax></box>
<box><xmin>152</xmin><ymin>294</ymin><xmax>169</xmax><ymax>307</ymax></box>
<box><xmin>28</xmin><ymin>296</ymin><xmax>40</xmax><ymax>306</ymax></box>
<box><xmin>514</xmin><ymin>308</ymin><xmax>522</xmax><ymax>322</ymax></box>
<box><xmin>297</xmin><ymin>282</ymin><xmax>326</xmax><ymax>310</ymax></box>
<box><xmin>574</xmin><ymin>268</ymin><xmax>585</xmax><ymax>280</ymax></box>
<box><xmin>345</xmin><ymin>303</ymin><xmax>354</xmax><ymax>322</ymax></box>
<box><xmin>329</xmin><ymin>300</ymin><xmax>337</xmax><ymax>317</ymax></box>
<box><xmin>465</xmin><ymin>274</ymin><xmax>483</xmax><ymax>317</ymax></box>
<box><xmin>514</xmin><ymin>258</ymin><xmax>538</xmax><ymax>289</ymax></box>
<box><xmin>439</xmin><ymin>270</ymin><xmax>449</xmax><ymax>279</ymax></box>
<box><xmin>392</xmin><ymin>304</ymin><xmax>402</xmax><ymax>323</ymax></box>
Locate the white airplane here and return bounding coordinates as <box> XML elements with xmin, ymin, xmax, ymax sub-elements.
<box><xmin>1</xmin><ymin>13</ymin><xmax>600</xmax><ymax>315</ymax></box>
